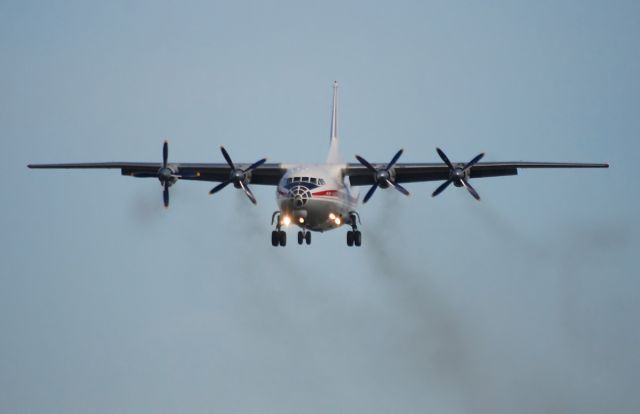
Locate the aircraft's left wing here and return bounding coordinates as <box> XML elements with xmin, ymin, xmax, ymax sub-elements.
<box><xmin>344</xmin><ymin>157</ymin><xmax>608</xmax><ymax>202</ymax></box>
<box><xmin>27</xmin><ymin>162</ymin><xmax>287</xmax><ymax>185</ymax></box>
<box><xmin>345</xmin><ymin>161</ymin><xmax>609</xmax><ymax>186</ymax></box>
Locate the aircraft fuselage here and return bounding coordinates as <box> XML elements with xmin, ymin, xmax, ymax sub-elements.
<box><xmin>276</xmin><ymin>164</ymin><xmax>358</xmax><ymax>232</ymax></box>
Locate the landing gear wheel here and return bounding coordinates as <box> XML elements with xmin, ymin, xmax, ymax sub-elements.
<box><xmin>305</xmin><ymin>231</ymin><xmax>311</xmax><ymax>245</ymax></box>
<box><xmin>271</xmin><ymin>231</ymin><xmax>279</xmax><ymax>247</ymax></box>
<box><xmin>298</xmin><ymin>231</ymin><xmax>304</xmax><ymax>245</ymax></box>
<box><xmin>278</xmin><ymin>230</ymin><xmax>287</xmax><ymax>247</ymax></box>
<box><xmin>346</xmin><ymin>231</ymin><xmax>354</xmax><ymax>246</ymax></box>
<box><xmin>354</xmin><ymin>230</ymin><xmax>362</xmax><ymax>247</ymax></box>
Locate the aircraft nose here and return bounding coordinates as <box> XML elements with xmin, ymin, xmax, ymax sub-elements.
<box><xmin>288</xmin><ymin>185</ymin><xmax>311</xmax><ymax>208</ymax></box>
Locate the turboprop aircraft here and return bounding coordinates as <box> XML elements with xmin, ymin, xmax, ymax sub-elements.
<box><xmin>28</xmin><ymin>82</ymin><xmax>608</xmax><ymax>247</ymax></box>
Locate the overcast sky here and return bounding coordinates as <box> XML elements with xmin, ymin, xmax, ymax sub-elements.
<box><xmin>1</xmin><ymin>1</ymin><xmax>639</xmax><ymax>413</ymax></box>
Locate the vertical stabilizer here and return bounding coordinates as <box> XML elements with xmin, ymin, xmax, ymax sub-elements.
<box><xmin>327</xmin><ymin>81</ymin><xmax>341</xmax><ymax>163</ymax></box>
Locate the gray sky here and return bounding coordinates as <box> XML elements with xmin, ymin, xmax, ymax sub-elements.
<box><xmin>1</xmin><ymin>1</ymin><xmax>638</xmax><ymax>413</ymax></box>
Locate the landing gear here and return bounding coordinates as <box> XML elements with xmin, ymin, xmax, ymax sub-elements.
<box><xmin>346</xmin><ymin>230</ymin><xmax>361</xmax><ymax>247</ymax></box>
<box><xmin>271</xmin><ymin>212</ymin><xmax>287</xmax><ymax>247</ymax></box>
<box><xmin>346</xmin><ymin>212</ymin><xmax>362</xmax><ymax>247</ymax></box>
<box><xmin>271</xmin><ymin>230</ymin><xmax>286</xmax><ymax>247</ymax></box>
<box><xmin>297</xmin><ymin>230</ymin><xmax>312</xmax><ymax>245</ymax></box>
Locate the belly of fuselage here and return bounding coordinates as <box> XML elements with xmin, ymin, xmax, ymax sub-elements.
<box><xmin>278</xmin><ymin>195</ymin><xmax>351</xmax><ymax>232</ymax></box>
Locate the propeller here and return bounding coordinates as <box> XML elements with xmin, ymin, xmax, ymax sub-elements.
<box><xmin>132</xmin><ymin>141</ymin><xmax>178</xmax><ymax>208</ymax></box>
<box><xmin>209</xmin><ymin>146</ymin><xmax>267</xmax><ymax>205</ymax></box>
<box><xmin>431</xmin><ymin>147</ymin><xmax>484</xmax><ymax>201</ymax></box>
<box><xmin>355</xmin><ymin>149</ymin><xmax>410</xmax><ymax>203</ymax></box>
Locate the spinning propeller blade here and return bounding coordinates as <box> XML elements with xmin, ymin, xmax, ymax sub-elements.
<box><xmin>432</xmin><ymin>148</ymin><xmax>484</xmax><ymax>200</ymax></box>
<box><xmin>208</xmin><ymin>146</ymin><xmax>266</xmax><ymax>205</ymax></box>
<box><xmin>355</xmin><ymin>149</ymin><xmax>410</xmax><ymax>203</ymax></box>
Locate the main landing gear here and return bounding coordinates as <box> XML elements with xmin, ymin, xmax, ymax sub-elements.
<box><xmin>271</xmin><ymin>211</ymin><xmax>287</xmax><ymax>247</ymax></box>
<box><xmin>271</xmin><ymin>230</ymin><xmax>286</xmax><ymax>247</ymax></box>
<box><xmin>346</xmin><ymin>230</ymin><xmax>361</xmax><ymax>247</ymax></box>
<box><xmin>346</xmin><ymin>212</ymin><xmax>362</xmax><ymax>247</ymax></box>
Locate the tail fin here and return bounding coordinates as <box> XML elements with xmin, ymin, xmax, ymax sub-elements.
<box><xmin>327</xmin><ymin>81</ymin><xmax>341</xmax><ymax>163</ymax></box>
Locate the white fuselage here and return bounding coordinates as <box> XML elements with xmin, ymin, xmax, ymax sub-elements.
<box><xmin>275</xmin><ymin>164</ymin><xmax>358</xmax><ymax>232</ymax></box>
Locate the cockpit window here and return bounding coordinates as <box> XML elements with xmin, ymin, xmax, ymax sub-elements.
<box><xmin>290</xmin><ymin>176</ymin><xmax>324</xmax><ymax>185</ymax></box>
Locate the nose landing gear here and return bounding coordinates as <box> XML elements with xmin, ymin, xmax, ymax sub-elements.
<box><xmin>297</xmin><ymin>231</ymin><xmax>312</xmax><ymax>245</ymax></box>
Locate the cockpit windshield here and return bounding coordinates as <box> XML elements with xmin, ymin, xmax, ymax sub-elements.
<box><xmin>286</xmin><ymin>176</ymin><xmax>326</xmax><ymax>185</ymax></box>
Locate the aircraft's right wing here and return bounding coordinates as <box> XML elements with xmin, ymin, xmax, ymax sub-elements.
<box><xmin>27</xmin><ymin>161</ymin><xmax>287</xmax><ymax>185</ymax></box>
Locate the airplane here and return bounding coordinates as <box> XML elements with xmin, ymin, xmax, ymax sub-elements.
<box><xmin>28</xmin><ymin>82</ymin><xmax>609</xmax><ymax>247</ymax></box>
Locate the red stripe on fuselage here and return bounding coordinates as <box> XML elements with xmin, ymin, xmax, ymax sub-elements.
<box><xmin>312</xmin><ymin>189</ymin><xmax>339</xmax><ymax>197</ymax></box>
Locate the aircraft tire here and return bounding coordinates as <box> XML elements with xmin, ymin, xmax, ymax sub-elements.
<box><xmin>279</xmin><ymin>231</ymin><xmax>287</xmax><ymax>247</ymax></box>
<box><xmin>298</xmin><ymin>231</ymin><xmax>304</xmax><ymax>245</ymax></box>
<box><xmin>271</xmin><ymin>231</ymin><xmax>279</xmax><ymax>247</ymax></box>
<box><xmin>305</xmin><ymin>231</ymin><xmax>311</xmax><ymax>245</ymax></box>
<box><xmin>346</xmin><ymin>231</ymin><xmax>354</xmax><ymax>246</ymax></box>
<box><xmin>354</xmin><ymin>231</ymin><xmax>362</xmax><ymax>247</ymax></box>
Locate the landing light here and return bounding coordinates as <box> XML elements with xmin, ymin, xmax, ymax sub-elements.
<box><xmin>329</xmin><ymin>213</ymin><xmax>336</xmax><ymax>220</ymax></box>
<box><xmin>282</xmin><ymin>216</ymin><xmax>291</xmax><ymax>226</ymax></box>
<box><xmin>335</xmin><ymin>217</ymin><xmax>341</xmax><ymax>225</ymax></box>
<box><xmin>298</xmin><ymin>217</ymin><xmax>305</xmax><ymax>224</ymax></box>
